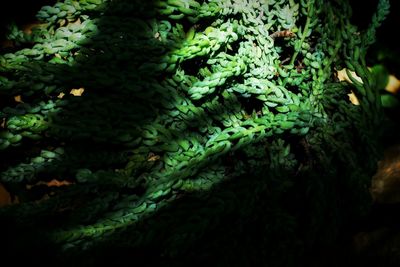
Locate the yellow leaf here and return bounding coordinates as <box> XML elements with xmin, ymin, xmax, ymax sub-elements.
<box><xmin>348</xmin><ymin>90</ymin><xmax>360</xmax><ymax>105</ymax></box>
<box><xmin>70</xmin><ymin>88</ymin><xmax>84</xmax><ymax>96</ymax></box>
<box><xmin>14</xmin><ymin>95</ymin><xmax>23</xmax><ymax>103</ymax></box>
<box><xmin>337</xmin><ymin>68</ymin><xmax>363</xmax><ymax>84</ymax></box>
<box><xmin>385</xmin><ymin>74</ymin><xmax>400</xmax><ymax>94</ymax></box>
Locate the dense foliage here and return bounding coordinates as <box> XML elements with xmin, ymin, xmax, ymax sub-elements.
<box><xmin>0</xmin><ymin>0</ymin><xmax>390</xmax><ymax>266</ymax></box>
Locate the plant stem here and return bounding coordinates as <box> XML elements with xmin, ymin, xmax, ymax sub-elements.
<box><xmin>290</xmin><ymin>3</ymin><xmax>313</xmax><ymax>66</ymax></box>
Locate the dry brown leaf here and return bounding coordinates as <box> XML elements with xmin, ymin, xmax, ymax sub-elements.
<box><xmin>336</xmin><ymin>69</ymin><xmax>362</xmax><ymax>105</ymax></box>
<box><xmin>46</xmin><ymin>179</ymin><xmax>73</xmax><ymax>187</ymax></box>
<box><xmin>147</xmin><ymin>152</ymin><xmax>160</xmax><ymax>161</ymax></box>
<box><xmin>385</xmin><ymin>74</ymin><xmax>400</xmax><ymax>94</ymax></box>
<box><xmin>70</xmin><ymin>88</ymin><xmax>84</xmax><ymax>96</ymax></box>
<box><xmin>0</xmin><ymin>183</ymin><xmax>11</xmax><ymax>207</ymax></box>
<box><xmin>69</xmin><ymin>18</ymin><xmax>82</xmax><ymax>26</ymax></box>
<box><xmin>26</xmin><ymin>179</ymin><xmax>73</xmax><ymax>190</ymax></box>
<box><xmin>337</xmin><ymin>68</ymin><xmax>363</xmax><ymax>84</ymax></box>
<box><xmin>347</xmin><ymin>90</ymin><xmax>360</xmax><ymax>105</ymax></box>
<box><xmin>14</xmin><ymin>95</ymin><xmax>22</xmax><ymax>103</ymax></box>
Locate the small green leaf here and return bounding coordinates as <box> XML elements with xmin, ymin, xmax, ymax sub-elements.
<box><xmin>132</xmin><ymin>202</ymin><xmax>147</xmax><ymax>214</ymax></box>
<box><xmin>381</xmin><ymin>94</ymin><xmax>399</xmax><ymax>108</ymax></box>
<box><xmin>371</xmin><ymin>64</ymin><xmax>389</xmax><ymax>90</ymax></box>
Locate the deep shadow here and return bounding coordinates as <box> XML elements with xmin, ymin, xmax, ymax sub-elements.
<box><xmin>0</xmin><ymin>0</ymin><xmax>57</xmax><ymax>40</ymax></box>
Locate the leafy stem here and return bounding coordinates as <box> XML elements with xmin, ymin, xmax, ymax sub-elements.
<box><xmin>290</xmin><ymin>2</ymin><xmax>313</xmax><ymax>66</ymax></box>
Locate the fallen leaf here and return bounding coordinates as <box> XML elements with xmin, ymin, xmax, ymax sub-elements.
<box><xmin>337</xmin><ymin>69</ymin><xmax>362</xmax><ymax>105</ymax></box>
<box><xmin>337</xmin><ymin>68</ymin><xmax>363</xmax><ymax>84</ymax></box>
<box><xmin>348</xmin><ymin>90</ymin><xmax>360</xmax><ymax>105</ymax></box>
<box><xmin>26</xmin><ymin>179</ymin><xmax>73</xmax><ymax>190</ymax></box>
<box><xmin>69</xmin><ymin>18</ymin><xmax>82</xmax><ymax>26</ymax></box>
<box><xmin>0</xmin><ymin>183</ymin><xmax>11</xmax><ymax>207</ymax></box>
<box><xmin>46</xmin><ymin>179</ymin><xmax>73</xmax><ymax>187</ymax></box>
<box><xmin>70</xmin><ymin>88</ymin><xmax>84</xmax><ymax>96</ymax></box>
<box><xmin>385</xmin><ymin>74</ymin><xmax>400</xmax><ymax>94</ymax></box>
<box><xmin>14</xmin><ymin>95</ymin><xmax>23</xmax><ymax>103</ymax></box>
